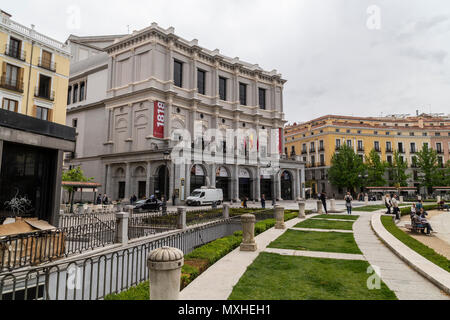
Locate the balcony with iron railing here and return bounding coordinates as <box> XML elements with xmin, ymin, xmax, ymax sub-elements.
<box><xmin>318</xmin><ymin>147</ymin><xmax>325</xmax><ymax>152</ymax></box>
<box><xmin>398</xmin><ymin>148</ymin><xmax>405</xmax><ymax>154</ymax></box>
<box><xmin>34</xmin><ymin>87</ymin><xmax>55</xmax><ymax>101</ymax></box>
<box><xmin>38</xmin><ymin>57</ymin><xmax>56</xmax><ymax>72</ymax></box>
<box><xmin>357</xmin><ymin>146</ymin><xmax>365</xmax><ymax>152</ymax></box>
<box><xmin>410</xmin><ymin>149</ymin><xmax>417</xmax><ymax>154</ymax></box>
<box><xmin>374</xmin><ymin>147</ymin><xmax>381</xmax><ymax>152</ymax></box>
<box><xmin>386</xmin><ymin>147</ymin><xmax>393</xmax><ymax>153</ymax></box>
<box><xmin>0</xmin><ymin>76</ymin><xmax>23</xmax><ymax>93</ymax></box>
<box><xmin>301</xmin><ymin>150</ymin><xmax>308</xmax><ymax>155</ymax></box>
<box><xmin>4</xmin><ymin>44</ymin><xmax>26</xmax><ymax>61</ymax></box>
<box><xmin>335</xmin><ymin>145</ymin><xmax>341</xmax><ymax>151</ymax></box>
<box><xmin>437</xmin><ymin>149</ymin><xmax>444</xmax><ymax>154</ymax></box>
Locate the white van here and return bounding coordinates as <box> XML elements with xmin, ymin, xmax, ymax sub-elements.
<box><xmin>186</xmin><ymin>188</ymin><xmax>224</xmax><ymax>206</ymax></box>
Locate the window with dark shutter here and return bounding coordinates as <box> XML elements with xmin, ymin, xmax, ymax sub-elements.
<box><xmin>258</xmin><ymin>88</ymin><xmax>266</xmax><ymax>109</ymax></box>
<box><xmin>219</xmin><ymin>77</ymin><xmax>227</xmax><ymax>101</ymax></box>
<box><xmin>174</xmin><ymin>60</ymin><xmax>183</xmax><ymax>87</ymax></box>
<box><xmin>239</xmin><ymin>82</ymin><xmax>247</xmax><ymax>106</ymax></box>
<box><xmin>197</xmin><ymin>69</ymin><xmax>206</xmax><ymax>95</ymax></box>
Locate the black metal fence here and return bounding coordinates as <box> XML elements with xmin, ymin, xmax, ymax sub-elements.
<box><xmin>59</xmin><ymin>213</ymin><xmax>117</xmax><ymax>228</ymax></box>
<box><xmin>0</xmin><ymin>217</ymin><xmax>242</xmax><ymax>300</ymax></box>
<box><xmin>128</xmin><ymin>211</ymin><xmax>180</xmax><ymax>240</ymax></box>
<box><xmin>0</xmin><ymin>221</ymin><xmax>116</xmax><ymax>273</ymax></box>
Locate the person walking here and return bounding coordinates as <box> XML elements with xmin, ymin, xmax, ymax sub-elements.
<box><xmin>385</xmin><ymin>194</ymin><xmax>392</xmax><ymax>214</ymax></box>
<box><xmin>320</xmin><ymin>192</ymin><xmax>328</xmax><ymax>214</ymax></box>
<box><xmin>161</xmin><ymin>196</ymin><xmax>167</xmax><ymax>214</ymax></box>
<box><xmin>243</xmin><ymin>197</ymin><xmax>248</xmax><ymax>209</ymax></box>
<box><xmin>261</xmin><ymin>194</ymin><xmax>266</xmax><ymax>209</ymax></box>
<box><xmin>344</xmin><ymin>192</ymin><xmax>353</xmax><ymax>215</ymax></box>
<box><xmin>96</xmin><ymin>194</ymin><xmax>102</xmax><ymax>205</ymax></box>
<box><xmin>102</xmin><ymin>194</ymin><xmax>109</xmax><ymax>205</ymax></box>
<box><xmin>392</xmin><ymin>194</ymin><xmax>400</xmax><ymax>220</ymax></box>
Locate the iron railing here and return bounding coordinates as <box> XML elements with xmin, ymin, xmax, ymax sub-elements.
<box><xmin>34</xmin><ymin>87</ymin><xmax>55</xmax><ymax>101</ymax></box>
<box><xmin>0</xmin><ymin>221</ymin><xmax>116</xmax><ymax>273</ymax></box>
<box><xmin>38</xmin><ymin>57</ymin><xmax>56</xmax><ymax>72</ymax></box>
<box><xmin>0</xmin><ymin>217</ymin><xmax>242</xmax><ymax>300</ymax></box>
<box><xmin>128</xmin><ymin>211</ymin><xmax>180</xmax><ymax>240</ymax></box>
<box><xmin>0</xmin><ymin>76</ymin><xmax>23</xmax><ymax>93</ymax></box>
<box><xmin>4</xmin><ymin>44</ymin><xmax>26</xmax><ymax>61</ymax></box>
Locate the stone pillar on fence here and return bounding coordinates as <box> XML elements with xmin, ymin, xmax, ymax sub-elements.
<box><xmin>382</xmin><ymin>195</ymin><xmax>386</xmax><ymax>204</ymax></box>
<box><xmin>223</xmin><ymin>203</ymin><xmax>230</xmax><ymax>220</ymax></box>
<box><xmin>365</xmin><ymin>196</ymin><xmax>369</xmax><ymax>206</ymax></box>
<box><xmin>399</xmin><ymin>196</ymin><xmax>404</xmax><ymax>204</ymax></box>
<box><xmin>147</xmin><ymin>247</ymin><xmax>184</xmax><ymax>300</ymax></box>
<box><xmin>274</xmin><ymin>205</ymin><xmax>286</xmax><ymax>229</ymax></box>
<box><xmin>177</xmin><ymin>207</ymin><xmax>187</xmax><ymax>230</ymax></box>
<box><xmin>317</xmin><ymin>201</ymin><xmax>323</xmax><ymax>214</ymax></box>
<box><xmin>298</xmin><ymin>202</ymin><xmax>306</xmax><ymax>219</ymax></box>
<box><xmin>240</xmin><ymin>214</ymin><xmax>257</xmax><ymax>252</ymax></box>
<box><xmin>330</xmin><ymin>199</ymin><xmax>336</xmax><ymax>212</ymax></box>
<box><xmin>437</xmin><ymin>195</ymin><xmax>441</xmax><ymax>203</ymax></box>
<box><xmin>115</xmin><ymin>212</ymin><xmax>130</xmax><ymax>245</ymax></box>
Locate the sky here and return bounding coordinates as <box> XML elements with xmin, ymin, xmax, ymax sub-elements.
<box><xmin>3</xmin><ymin>0</ymin><xmax>450</xmax><ymax>124</ymax></box>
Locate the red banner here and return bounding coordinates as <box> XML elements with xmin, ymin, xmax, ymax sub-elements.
<box><xmin>153</xmin><ymin>101</ymin><xmax>165</xmax><ymax>138</ymax></box>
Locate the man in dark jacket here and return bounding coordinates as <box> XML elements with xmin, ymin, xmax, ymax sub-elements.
<box><xmin>320</xmin><ymin>192</ymin><xmax>328</xmax><ymax>214</ymax></box>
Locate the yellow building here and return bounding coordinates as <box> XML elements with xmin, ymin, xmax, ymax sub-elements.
<box><xmin>0</xmin><ymin>10</ymin><xmax>71</xmax><ymax>124</ymax></box>
<box><xmin>285</xmin><ymin>114</ymin><xmax>450</xmax><ymax>197</ymax></box>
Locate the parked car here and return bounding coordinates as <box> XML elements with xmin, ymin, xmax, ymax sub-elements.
<box><xmin>186</xmin><ymin>188</ymin><xmax>223</xmax><ymax>206</ymax></box>
<box><xmin>133</xmin><ymin>199</ymin><xmax>162</xmax><ymax>212</ymax></box>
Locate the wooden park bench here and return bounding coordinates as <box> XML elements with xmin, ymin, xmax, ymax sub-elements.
<box><xmin>404</xmin><ymin>222</ymin><xmax>426</xmax><ymax>234</ymax></box>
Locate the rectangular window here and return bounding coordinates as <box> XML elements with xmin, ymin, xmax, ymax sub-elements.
<box><xmin>398</xmin><ymin>142</ymin><xmax>404</xmax><ymax>153</ymax></box>
<box><xmin>73</xmin><ymin>84</ymin><xmax>78</xmax><ymax>104</ymax></box>
<box><xmin>2</xmin><ymin>98</ymin><xmax>18</xmax><ymax>112</ymax></box>
<box><xmin>436</xmin><ymin>143</ymin><xmax>442</xmax><ymax>153</ymax></box>
<box><xmin>72</xmin><ymin>118</ymin><xmax>78</xmax><ymax>128</ymax></box>
<box><xmin>5</xmin><ymin>64</ymin><xmax>20</xmax><ymax>88</ymax></box>
<box><xmin>79</xmin><ymin>82</ymin><xmax>85</xmax><ymax>101</ymax></box>
<box><xmin>410</xmin><ymin>143</ymin><xmax>416</xmax><ymax>153</ymax></box>
<box><xmin>219</xmin><ymin>77</ymin><xmax>227</xmax><ymax>101</ymax></box>
<box><xmin>239</xmin><ymin>82</ymin><xmax>247</xmax><ymax>106</ymax></box>
<box><xmin>67</xmin><ymin>86</ymin><xmax>72</xmax><ymax>105</ymax></box>
<box><xmin>386</xmin><ymin>142</ymin><xmax>392</xmax><ymax>152</ymax></box>
<box><xmin>347</xmin><ymin>140</ymin><xmax>352</xmax><ymax>147</ymax></box>
<box><xmin>336</xmin><ymin>139</ymin><xmax>341</xmax><ymax>149</ymax></box>
<box><xmin>258</xmin><ymin>88</ymin><xmax>266</xmax><ymax>110</ymax></box>
<box><xmin>41</xmin><ymin>50</ymin><xmax>53</xmax><ymax>70</ymax></box>
<box><xmin>197</xmin><ymin>69</ymin><xmax>206</xmax><ymax>95</ymax></box>
<box><xmin>36</xmin><ymin>106</ymin><xmax>49</xmax><ymax>121</ymax></box>
<box><xmin>374</xmin><ymin>141</ymin><xmax>380</xmax><ymax>151</ymax></box>
<box><xmin>174</xmin><ymin>60</ymin><xmax>183</xmax><ymax>87</ymax></box>
<box><xmin>38</xmin><ymin>74</ymin><xmax>51</xmax><ymax>99</ymax></box>
<box><xmin>319</xmin><ymin>140</ymin><xmax>324</xmax><ymax>150</ymax></box>
<box><xmin>7</xmin><ymin>37</ymin><xmax>22</xmax><ymax>60</ymax></box>
<box><xmin>387</xmin><ymin>155</ymin><xmax>392</xmax><ymax>165</ymax></box>
<box><xmin>320</xmin><ymin>154</ymin><xmax>325</xmax><ymax>165</ymax></box>
<box><xmin>357</xmin><ymin>140</ymin><xmax>363</xmax><ymax>151</ymax></box>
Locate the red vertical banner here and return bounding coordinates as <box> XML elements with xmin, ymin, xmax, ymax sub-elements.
<box><xmin>279</xmin><ymin>128</ymin><xmax>283</xmax><ymax>154</ymax></box>
<box><xmin>153</xmin><ymin>101</ymin><xmax>165</xmax><ymax>138</ymax></box>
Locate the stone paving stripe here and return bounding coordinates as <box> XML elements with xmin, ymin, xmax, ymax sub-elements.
<box><xmin>264</xmin><ymin>248</ymin><xmax>366</xmax><ymax>261</ymax></box>
<box><xmin>290</xmin><ymin>227</ymin><xmax>354</xmax><ymax>233</ymax></box>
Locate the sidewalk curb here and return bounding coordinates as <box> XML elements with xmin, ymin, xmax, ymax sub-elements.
<box><xmin>371</xmin><ymin>212</ymin><xmax>450</xmax><ymax>295</ymax></box>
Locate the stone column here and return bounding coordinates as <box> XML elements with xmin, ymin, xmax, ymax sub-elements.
<box><xmin>317</xmin><ymin>201</ymin><xmax>323</xmax><ymax>214</ymax></box>
<box><xmin>177</xmin><ymin>207</ymin><xmax>187</xmax><ymax>230</ymax></box>
<box><xmin>255</xmin><ymin>167</ymin><xmax>261</xmax><ymax>202</ymax></box>
<box><xmin>223</xmin><ymin>203</ymin><xmax>230</xmax><ymax>219</ymax></box>
<box><xmin>147</xmin><ymin>247</ymin><xmax>184</xmax><ymax>300</ymax></box>
<box><xmin>298</xmin><ymin>202</ymin><xmax>306</xmax><ymax>219</ymax></box>
<box><xmin>274</xmin><ymin>205</ymin><xmax>286</xmax><ymax>229</ymax></box>
<box><xmin>240</xmin><ymin>214</ymin><xmax>257</xmax><ymax>252</ymax></box>
<box><xmin>106</xmin><ymin>164</ymin><xmax>113</xmax><ymax>199</ymax></box>
<box><xmin>233</xmin><ymin>165</ymin><xmax>240</xmax><ymax>202</ymax></box>
<box><xmin>0</xmin><ymin>140</ymin><xmax>4</xmax><ymax>173</ymax></box>
<box><xmin>436</xmin><ymin>195</ymin><xmax>441</xmax><ymax>203</ymax></box>
<box><xmin>330</xmin><ymin>199</ymin><xmax>336</xmax><ymax>212</ymax></box>
<box><xmin>115</xmin><ymin>212</ymin><xmax>130</xmax><ymax>245</ymax></box>
<box><xmin>146</xmin><ymin>161</ymin><xmax>152</xmax><ymax>198</ymax></box>
<box><xmin>382</xmin><ymin>195</ymin><xmax>386</xmax><ymax>204</ymax></box>
<box><xmin>125</xmin><ymin>162</ymin><xmax>131</xmax><ymax>200</ymax></box>
<box><xmin>365</xmin><ymin>195</ymin><xmax>369</xmax><ymax>205</ymax></box>
<box><xmin>399</xmin><ymin>196</ymin><xmax>404</xmax><ymax>204</ymax></box>
<box><xmin>276</xmin><ymin>173</ymin><xmax>282</xmax><ymax>200</ymax></box>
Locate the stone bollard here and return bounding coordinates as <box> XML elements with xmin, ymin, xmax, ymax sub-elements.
<box><xmin>365</xmin><ymin>196</ymin><xmax>369</xmax><ymax>206</ymax></box>
<box><xmin>382</xmin><ymin>196</ymin><xmax>386</xmax><ymax>204</ymax></box>
<box><xmin>298</xmin><ymin>202</ymin><xmax>306</xmax><ymax>219</ymax></box>
<box><xmin>177</xmin><ymin>207</ymin><xmax>187</xmax><ymax>230</ymax></box>
<box><xmin>399</xmin><ymin>196</ymin><xmax>404</xmax><ymax>204</ymax></box>
<box><xmin>115</xmin><ymin>212</ymin><xmax>130</xmax><ymax>245</ymax></box>
<box><xmin>274</xmin><ymin>205</ymin><xmax>286</xmax><ymax>229</ymax></box>
<box><xmin>147</xmin><ymin>247</ymin><xmax>184</xmax><ymax>300</ymax></box>
<box><xmin>330</xmin><ymin>199</ymin><xmax>336</xmax><ymax>212</ymax></box>
<box><xmin>223</xmin><ymin>203</ymin><xmax>230</xmax><ymax>220</ymax></box>
<box><xmin>317</xmin><ymin>201</ymin><xmax>323</xmax><ymax>214</ymax></box>
<box><xmin>437</xmin><ymin>195</ymin><xmax>441</xmax><ymax>203</ymax></box>
<box><xmin>240</xmin><ymin>214</ymin><xmax>257</xmax><ymax>252</ymax></box>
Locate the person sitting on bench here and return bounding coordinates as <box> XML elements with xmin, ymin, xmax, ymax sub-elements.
<box><xmin>417</xmin><ymin>208</ymin><xmax>434</xmax><ymax>235</ymax></box>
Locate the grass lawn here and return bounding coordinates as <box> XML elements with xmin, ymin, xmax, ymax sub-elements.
<box><xmin>381</xmin><ymin>216</ymin><xmax>450</xmax><ymax>273</ymax></box>
<box><xmin>295</xmin><ymin>219</ymin><xmax>355</xmax><ymax>230</ymax></box>
<box><xmin>229</xmin><ymin>253</ymin><xmax>397</xmax><ymax>300</ymax></box>
<box><xmin>314</xmin><ymin>214</ymin><xmax>359</xmax><ymax>221</ymax></box>
<box><xmin>105</xmin><ymin>281</ymin><xmax>149</xmax><ymax>300</ymax></box>
<box><xmin>353</xmin><ymin>205</ymin><xmax>389</xmax><ymax>212</ymax></box>
<box><xmin>268</xmin><ymin>229</ymin><xmax>362</xmax><ymax>254</ymax></box>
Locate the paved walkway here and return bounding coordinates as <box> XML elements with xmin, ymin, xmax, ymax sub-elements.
<box><xmin>353</xmin><ymin>212</ymin><xmax>449</xmax><ymax>300</ymax></box>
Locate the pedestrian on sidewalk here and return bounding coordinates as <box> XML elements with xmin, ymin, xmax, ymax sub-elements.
<box><xmin>261</xmin><ymin>194</ymin><xmax>266</xmax><ymax>209</ymax></box>
<box><xmin>385</xmin><ymin>194</ymin><xmax>392</xmax><ymax>214</ymax></box>
<box><xmin>392</xmin><ymin>194</ymin><xmax>400</xmax><ymax>220</ymax></box>
<box><xmin>319</xmin><ymin>192</ymin><xmax>328</xmax><ymax>214</ymax></box>
<box><xmin>243</xmin><ymin>197</ymin><xmax>248</xmax><ymax>209</ymax></box>
<box><xmin>344</xmin><ymin>192</ymin><xmax>353</xmax><ymax>215</ymax></box>
<box><xmin>161</xmin><ymin>196</ymin><xmax>167</xmax><ymax>214</ymax></box>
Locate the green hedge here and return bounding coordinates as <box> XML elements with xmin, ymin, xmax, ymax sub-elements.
<box><xmin>105</xmin><ymin>211</ymin><xmax>299</xmax><ymax>300</ymax></box>
<box><xmin>399</xmin><ymin>204</ymin><xmax>438</xmax><ymax>216</ymax></box>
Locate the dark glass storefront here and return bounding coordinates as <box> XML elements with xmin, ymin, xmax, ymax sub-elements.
<box><xmin>260</xmin><ymin>178</ymin><xmax>273</xmax><ymax>200</ymax></box>
<box><xmin>239</xmin><ymin>178</ymin><xmax>252</xmax><ymax>200</ymax></box>
<box><xmin>281</xmin><ymin>171</ymin><xmax>293</xmax><ymax>200</ymax></box>
<box><xmin>0</xmin><ymin>142</ymin><xmax>57</xmax><ymax>221</ymax></box>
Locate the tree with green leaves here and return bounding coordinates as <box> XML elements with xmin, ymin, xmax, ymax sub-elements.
<box><xmin>416</xmin><ymin>144</ymin><xmax>441</xmax><ymax>195</ymax></box>
<box><xmin>365</xmin><ymin>149</ymin><xmax>388</xmax><ymax>187</ymax></box>
<box><xmin>62</xmin><ymin>166</ymin><xmax>93</xmax><ymax>207</ymax></box>
<box><xmin>328</xmin><ymin>144</ymin><xmax>366</xmax><ymax>195</ymax></box>
<box><xmin>389</xmin><ymin>151</ymin><xmax>410</xmax><ymax>187</ymax></box>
